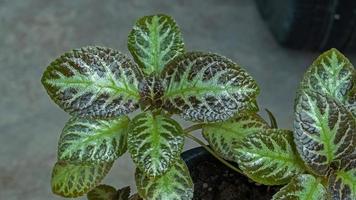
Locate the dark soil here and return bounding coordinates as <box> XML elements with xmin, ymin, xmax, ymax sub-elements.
<box><xmin>190</xmin><ymin>158</ymin><xmax>279</xmax><ymax>200</ymax></box>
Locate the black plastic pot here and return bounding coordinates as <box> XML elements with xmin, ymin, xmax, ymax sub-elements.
<box><xmin>181</xmin><ymin>147</ymin><xmax>279</xmax><ymax>200</ymax></box>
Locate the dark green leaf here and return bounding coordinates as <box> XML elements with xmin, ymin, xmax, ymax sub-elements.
<box><xmin>128</xmin><ymin>112</ymin><xmax>184</xmax><ymax>177</ymax></box>
<box><xmin>42</xmin><ymin>46</ymin><xmax>142</xmax><ymax>118</ymax></box>
<box><xmin>87</xmin><ymin>184</ymin><xmax>117</xmax><ymax>200</ymax></box>
<box><xmin>51</xmin><ymin>161</ymin><xmax>112</xmax><ymax>198</ymax></box>
<box><xmin>300</xmin><ymin>48</ymin><xmax>356</xmax><ymax>116</ymax></box>
<box><xmin>135</xmin><ymin>159</ymin><xmax>193</xmax><ymax>200</ymax></box>
<box><xmin>58</xmin><ymin>116</ymin><xmax>129</xmax><ymax>163</ymax></box>
<box><xmin>202</xmin><ymin>113</ymin><xmax>269</xmax><ymax>161</ymax></box>
<box><xmin>162</xmin><ymin>52</ymin><xmax>259</xmax><ymax>122</ymax></box>
<box><xmin>235</xmin><ymin>129</ymin><xmax>305</xmax><ymax>185</ymax></box>
<box><xmin>272</xmin><ymin>174</ymin><xmax>327</xmax><ymax>200</ymax></box>
<box><xmin>117</xmin><ymin>186</ymin><xmax>131</xmax><ymax>200</ymax></box>
<box><xmin>294</xmin><ymin>91</ymin><xmax>356</xmax><ymax>175</ymax></box>
<box><xmin>128</xmin><ymin>14</ymin><xmax>184</xmax><ymax>75</ymax></box>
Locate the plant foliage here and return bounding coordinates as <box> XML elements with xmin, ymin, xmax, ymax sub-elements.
<box><xmin>42</xmin><ymin>14</ymin><xmax>259</xmax><ymax>200</ymax></box>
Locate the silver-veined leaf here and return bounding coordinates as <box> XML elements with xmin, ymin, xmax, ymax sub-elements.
<box><xmin>128</xmin><ymin>14</ymin><xmax>184</xmax><ymax>75</ymax></box>
<box><xmin>58</xmin><ymin>116</ymin><xmax>129</xmax><ymax>163</ymax></box>
<box><xmin>300</xmin><ymin>48</ymin><xmax>356</xmax><ymax>116</ymax></box>
<box><xmin>128</xmin><ymin>112</ymin><xmax>184</xmax><ymax>177</ymax></box>
<box><xmin>294</xmin><ymin>91</ymin><xmax>356</xmax><ymax>175</ymax></box>
<box><xmin>42</xmin><ymin>46</ymin><xmax>142</xmax><ymax>118</ymax></box>
<box><xmin>235</xmin><ymin>129</ymin><xmax>305</xmax><ymax>185</ymax></box>
<box><xmin>202</xmin><ymin>113</ymin><xmax>269</xmax><ymax>161</ymax></box>
<box><xmin>328</xmin><ymin>170</ymin><xmax>356</xmax><ymax>200</ymax></box>
<box><xmin>135</xmin><ymin>159</ymin><xmax>193</xmax><ymax>200</ymax></box>
<box><xmin>138</xmin><ymin>75</ymin><xmax>165</xmax><ymax>109</ymax></box>
<box><xmin>87</xmin><ymin>184</ymin><xmax>117</xmax><ymax>200</ymax></box>
<box><xmin>272</xmin><ymin>174</ymin><xmax>327</xmax><ymax>200</ymax></box>
<box><xmin>51</xmin><ymin>161</ymin><xmax>112</xmax><ymax>198</ymax></box>
<box><xmin>328</xmin><ymin>154</ymin><xmax>356</xmax><ymax>200</ymax></box>
<box><xmin>162</xmin><ymin>52</ymin><xmax>259</xmax><ymax>122</ymax></box>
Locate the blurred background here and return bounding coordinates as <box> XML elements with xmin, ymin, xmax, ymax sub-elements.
<box><xmin>0</xmin><ymin>0</ymin><xmax>355</xmax><ymax>199</ymax></box>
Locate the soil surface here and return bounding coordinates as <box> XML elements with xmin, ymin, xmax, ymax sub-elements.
<box><xmin>190</xmin><ymin>158</ymin><xmax>279</xmax><ymax>200</ymax></box>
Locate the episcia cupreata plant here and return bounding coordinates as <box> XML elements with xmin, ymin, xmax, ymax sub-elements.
<box><xmin>41</xmin><ymin>14</ymin><xmax>260</xmax><ymax>199</ymax></box>
<box><xmin>203</xmin><ymin>49</ymin><xmax>356</xmax><ymax>199</ymax></box>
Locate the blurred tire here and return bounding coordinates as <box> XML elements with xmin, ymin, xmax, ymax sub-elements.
<box><xmin>255</xmin><ymin>0</ymin><xmax>356</xmax><ymax>51</ymax></box>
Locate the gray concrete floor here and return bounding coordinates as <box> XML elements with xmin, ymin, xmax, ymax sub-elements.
<box><xmin>1</xmin><ymin>0</ymin><xmax>355</xmax><ymax>199</ymax></box>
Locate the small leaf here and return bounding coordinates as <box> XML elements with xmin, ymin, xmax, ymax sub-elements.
<box><xmin>128</xmin><ymin>14</ymin><xmax>184</xmax><ymax>75</ymax></box>
<box><xmin>294</xmin><ymin>91</ymin><xmax>356</xmax><ymax>175</ymax></box>
<box><xmin>87</xmin><ymin>184</ymin><xmax>117</xmax><ymax>200</ymax></box>
<box><xmin>117</xmin><ymin>186</ymin><xmax>131</xmax><ymax>200</ymax></box>
<box><xmin>300</xmin><ymin>48</ymin><xmax>356</xmax><ymax>116</ymax></box>
<box><xmin>138</xmin><ymin>75</ymin><xmax>165</xmax><ymax>110</ymax></box>
<box><xmin>202</xmin><ymin>113</ymin><xmax>269</xmax><ymax>161</ymax></box>
<box><xmin>235</xmin><ymin>129</ymin><xmax>305</xmax><ymax>185</ymax></box>
<box><xmin>42</xmin><ymin>46</ymin><xmax>142</xmax><ymax>118</ymax></box>
<box><xmin>51</xmin><ymin>161</ymin><xmax>113</xmax><ymax>198</ymax></box>
<box><xmin>272</xmin><ymin>174</ymin><xmax>327</xmax><ymax>200</ymax></box>
<box><xmin>328</xmin><ymin>169</ymin><xmax>356</xmax><ymax>200</ymax></box>
<box><xmin>135</xmin><ymin>159</ymin><xmax>193</xmax><ymax>200</ymax></box>
<box><xmin>58</xmin><ymin>116</ymin><xmax>129</xmax><ymax>163</ymax></box>
<box><xmin>328</xmin><ymin>153</ymin><xmax>356</xmax><ymax>200</ymax></box>
<box><xmin>128</xmin><ymin>112</ymin><xmax>184</xmax><ymax>177</ymax></box>
<box><xmin>162</xmin><ymin>52</ymin><xmax>259</xmax><ymax>122</ymax></box>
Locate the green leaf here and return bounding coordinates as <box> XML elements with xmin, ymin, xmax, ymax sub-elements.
<box><xmin>51</xmin><ymin>161</ymin><xmax>112</xmax><ymax>198</ymax></box>
<box><xmin>162</xmin><ymin>52</ymin><xmax>259</xmax><ymax>122</ymax></box>
<box><xmin>272</xmin><ymin>174</ymin><xmax>327</xmax><ymax>200</ymax></box>
<box><xmin>202</xmin><ymin>113</ymin><xmax>269</xmax><ymax>161</ymax></box>
<box><xmin>235</xmin><ymin>129</ymin><xmax>305</xmax><ymax>185</ymax></box>
<box><xmin>328</xmin><ymin>153</ymin><xmax>356</xmax><ymax>200</ymax></box>
<box><xmin>87</xmin><ymin>184</ymin><xmax>117</xmax><ymax>200</ymax></box>
<box><xmin>300</xmin><ymin>48</ymin><xmax>356</xmax><ymax>116</ymax></box>
<box><xmin>42</xmin><ymin>46</ymin><xmax>142</xmax><ymax>118</ymax></box>
<box><xmin>328</xmin><ymin>169</ymin><xmax>356</xmax><ymax>200</ymax></box>
<box><xmin>128</xmin><ymin>14</ymin><xmax>184</xmax><ymax>75</ymax></box>
<box><xmin>294</xmin><ymin>91</ymin><xmax>356</xmax><ymax>175</ymax></box>
<box><xmin>138</xmin><ymin>75</ymin><xmax>165</xmax><ymax>110</ymax></box>
<box><xmin>135</xmin><ymin>159</ymin><xmax>193</xmax><ymax>200</ymax></box>
<box><xmin>128</xmin><ymin>112</ymin><xmax>184</xmax><ymax>177</ymax></box>
<box><xmin>58</xmin><ymin>116</ymin><xmax>129</xmax><ymax>163</ymax></box>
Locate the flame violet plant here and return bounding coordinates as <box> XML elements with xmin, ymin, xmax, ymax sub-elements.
<box><xmin>42</xmin><ymin>14</ymin><xmax>355</xmax><ymax>200</ymax></box>
<box><xmin>203</xmin><ymin>49</ymin><xmax>356</xmax><ymax>200</ymax></box>
<box><xmin>41</xmin><ymin>14</ymin><xmax>259</xmax><ymax>200</ymax></box>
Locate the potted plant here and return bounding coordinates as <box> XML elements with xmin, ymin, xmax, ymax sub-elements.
<box><xmin>41</xmin><ymin>13</ymin><xmax>355</xmax><ymax>200</ymax></box>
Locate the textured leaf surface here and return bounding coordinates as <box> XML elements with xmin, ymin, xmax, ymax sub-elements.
<box><xmin>138</xmin><ymin>75</ymin><xmax>164</xmax><ymax>109</ymax></box>
<box><xmin>328</xmin><ymin>154</ymin><xmax>356</xmax><ymax>200</ymax></box>
<box><xmin>202</xmin><ymin>113</ymin><xmax>269</xmax><ymax>161</ymax></box>
<box><xmin>58</xmin><ymin>116</ymin><xmax>129</xmax><ymax>163</ymax></box>
<box><xmin>51</xmin><ymin>161</ymin><xmax>112</xmax><ymax>197</ymax></box>
<box><xmin>272</xmin><ymin>174</ymin><xmax>327</xmax><ymax>200</ymax></box>
<box><xmin>329</xmin><ymin>170</ymin><xmax>356</xmax><ymax>200</ymax></box>
<box><xmin>300</xmin><ymin>49</ymin><xmax>356</xmax><ymax>116</ymax></box>
<box><xmin>135</xmin><ymin>159</ymin><xmax>193</xmax><ymax>200</ymax></box>
<box><xmin>42</xmin><ymin>46</ymin><xmax>142</xmax><ymax>118</ymax></box>
<box><xmin>87</xmin><ymin>184</ymin><xmax>117</xmax><ymax>200</ymax></box>
<box><xmin>294</xmin><ymin>91</ymin><xmax>356</xmax><ymax>175</ymax></box>
<box><xmin>235</xmin><ymin>129</ymin><xmax>305</xmax><ymax>185</ymax></box>
<box><xmin>128</xmin><ymin>14</ymin><xmax>184</xmax><ymax>75</ymax></box>
<box><xmin>128</xmin><ymin>112</ymin><xmax>184</xmax><ymax>177</ymax></box>
<box><xmin>162</xmin><ymin>52</ymin><xmax>259</xmax><ymax>122</ymax></box>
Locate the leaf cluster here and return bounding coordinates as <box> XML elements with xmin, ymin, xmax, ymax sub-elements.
<box><xmin>204</xmin><ymin>49</ymin><xmax>356</xmax><ymax>200</ymax></box>
<box><xmin>42</xmin><ymin>14</ymin><xmax>259</xmax><ymax>199</ymax></box>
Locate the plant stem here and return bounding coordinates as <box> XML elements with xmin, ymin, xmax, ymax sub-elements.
<box><xmin>184</xmin><ymin>131</ymin><xmax>244</xmax><ymax>175</ymax></box>
<box><xmin>183</xmin><ymin>123</ymin><xmax>204</xmax><ymax>133</ymax></box>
